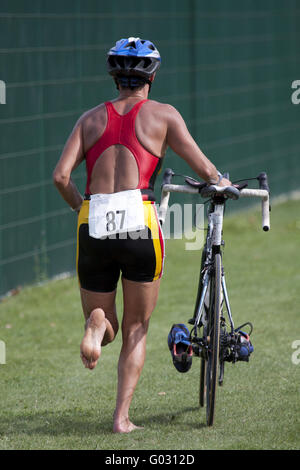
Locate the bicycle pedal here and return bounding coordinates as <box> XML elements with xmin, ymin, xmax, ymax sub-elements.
<box><xmin>188</xmin><ymin>318</ymin><xmax>195</xmax><ymax>325</ymax></box>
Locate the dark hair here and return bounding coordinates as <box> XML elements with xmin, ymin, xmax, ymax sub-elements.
<box><xmin>114</xmin><ymin>74</ymin><xmax>150</xmax><ymax>91</ymax></box>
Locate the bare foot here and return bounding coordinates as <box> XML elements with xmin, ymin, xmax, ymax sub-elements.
<box><xmin>80</xmin><ymin>308</ymin><xmax>106</xmax><ymax>370</ymax></box>
<box><xmin>113</xmin><ymin>415</ymin><xmax>144</xmax><ymax>434</ymax></box>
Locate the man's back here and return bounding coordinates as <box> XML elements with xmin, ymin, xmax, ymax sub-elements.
<box><xmin>81</xmin><ymin>98</ymin><xmax>169</xmax><ymax>195</ymax></box>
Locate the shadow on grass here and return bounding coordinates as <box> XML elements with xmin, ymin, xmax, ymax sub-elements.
<box><xmin>0</xmin><ymin>410</ymin><xmax>113</xmax><ymax>437</ymax></box>
<box><xmin>0</xmin><ymin>406</ymin><xmax>206</xmax><ymax>438</ymax></box>
<box><xmin>139</xmin><ymin>406</ymin><xmax>207</xmax><ymax>430</ymax></box>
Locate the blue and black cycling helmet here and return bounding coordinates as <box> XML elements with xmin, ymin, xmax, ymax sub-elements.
<box><xmin>107</xmin><ymin>37</ymin><xmax>161</xmax><ymax>87</ymax></box>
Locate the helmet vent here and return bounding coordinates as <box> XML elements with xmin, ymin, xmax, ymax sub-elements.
<box><xmin>126</xmin><ymin>41</ymin><xmax>137</xmax><ymax>48</ymax></box>
<box><xmin>142</xmin><ymin>58</ymin><xmax>152</xmax><ymax>69</ymax></box>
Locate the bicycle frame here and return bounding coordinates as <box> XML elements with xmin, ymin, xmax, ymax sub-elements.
<box><xmin>193</xmin><ymin>198</ymin><xmax>235</xmax><ymax>337</ymax></box>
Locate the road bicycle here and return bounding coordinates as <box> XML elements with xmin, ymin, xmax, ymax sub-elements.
<box><xmin>159</xmin><ymin>169</ymin><xmax>270</xmax><ymax>426</ymax></box>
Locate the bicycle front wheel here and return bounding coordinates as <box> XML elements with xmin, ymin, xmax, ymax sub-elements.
<box><xmin>199</xmin><ymin>356</ymin><xmax>206</xmax><ymax>407</ymax></box>
<box><xmin>206</xmin><ymin>252</ymin><xmax>222</xmax><ymax>426</ymax></box>
<box><xmin>198</xmin><ymin>247</ymin><xmax>208</xmax><ymax>408</ymax></box>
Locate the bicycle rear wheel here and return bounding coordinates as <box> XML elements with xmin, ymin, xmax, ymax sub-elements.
<box><xmin>206</xmin><ymin>252</ymin><xmax>222</xmax><ymax>426</ymax></box>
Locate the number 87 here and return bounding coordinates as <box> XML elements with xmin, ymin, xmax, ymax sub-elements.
<box><xmin>106</xmin><ymin>210</ymin><xmax>126</xmax><ymax>232</ymax></box>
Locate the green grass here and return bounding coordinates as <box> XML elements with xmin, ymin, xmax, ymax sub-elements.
<box><xmin>0</xmin><ymin>200</ymin><xmax>299</xmax><ymax>450</ymax></box>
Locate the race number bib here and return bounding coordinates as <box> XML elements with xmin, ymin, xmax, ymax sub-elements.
<box><xmin>88</xmin><ymin>189</ymin><xmax>145</xmax><ymax>239</ymax></box>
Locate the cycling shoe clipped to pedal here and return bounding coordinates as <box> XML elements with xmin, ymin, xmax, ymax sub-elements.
<box><xmin>235</xmin><ymin>330</ymin><xmax>254</xmax><ymax>362</ymax></box>
<box><xmin>168</xmin><ymin>324</ymin><xmax>193</xmax><ymax>373</ymax></box>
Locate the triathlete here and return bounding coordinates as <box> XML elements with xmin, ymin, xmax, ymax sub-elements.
<box><xmin>53</xmin><ymin>37</ymin><xmax>231</xmax><ymax>433</ymax></box>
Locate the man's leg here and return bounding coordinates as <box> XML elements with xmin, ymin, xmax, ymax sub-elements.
<box><xmin>113</xmin><ymin>277</ymin><xmax>160</xmax><ymax>433</ymax></box>
<box><xmin>80</xmin><ymin>287</ymin><xmax>119</xmax><ymax>369</ymax></box>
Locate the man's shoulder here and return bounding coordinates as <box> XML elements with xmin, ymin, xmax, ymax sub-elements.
<box><xmin>143</xmin><ymin>100</ymin><xmax>181</xmax><ymax>119</ymax></box>
<box><xmin>145</xmin><ymin>99</ymin><xmax>176</xmax><ymax>111</ymax></box>
<box><xmin>78</xmin><ymin>102</ymin><xmax>106</xmax><ymax>124</ymax></box>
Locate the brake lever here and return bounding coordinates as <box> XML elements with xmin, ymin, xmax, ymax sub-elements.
<box><xmin>185</xmin><ymin>176</ymin><xmax>207</xmax><ymax>190</ymax></box>
<box><xmin>234</xmin><ymin>183</ymin><xmax>248</xmax><ymax>190</ymax></box>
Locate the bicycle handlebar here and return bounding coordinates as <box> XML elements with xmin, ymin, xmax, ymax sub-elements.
<box><xmin>158</xmin><ymin>170</ymin><xmax>270</xmax><ymax>231</ymax></box>
<box><xmin>239</xmin><ymin>188</ymin><xmax>270</xmax><ymax>231</ymax></box>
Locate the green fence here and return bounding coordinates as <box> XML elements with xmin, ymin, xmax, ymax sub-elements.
<box><xmin>0</xmin><ymin>0</ymin><xmax>299</xmax><ymax>296</ymax></box>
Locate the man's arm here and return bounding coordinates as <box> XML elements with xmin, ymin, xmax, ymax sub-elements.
<box><xmin>165</xmin><ymin>105</ymin><xmax>231</xmax><ymax>186</ymax></box>
<box><xmin>53</xmin><ymin>118</ymin><xmax>85</xmax><ymax>212</ymax></box>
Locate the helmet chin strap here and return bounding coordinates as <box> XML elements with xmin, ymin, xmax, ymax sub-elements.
<box><xmin>147</xmin><ymin>75</ymin><xmax>154</xmax><ymax>92</ymax></box>
<box><xmin>146</xmin><ymin>78</ymin><xmax>152</xmax><ymax>93</ymax></box>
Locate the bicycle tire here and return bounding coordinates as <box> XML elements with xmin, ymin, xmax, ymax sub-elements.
<box><xmin>199</xmin><ymin>357</ymin><xmax>206</xmax><ymax>407</ymax></box>
<box><xmin>196</xmin><ymin>246</ymin><xmax>208</xmax><ymax>407</ymax></box>
<box><xmin>206</xmin><ymin>252</ymin><xmax>222</xmax><ymax>426</ymax></box>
